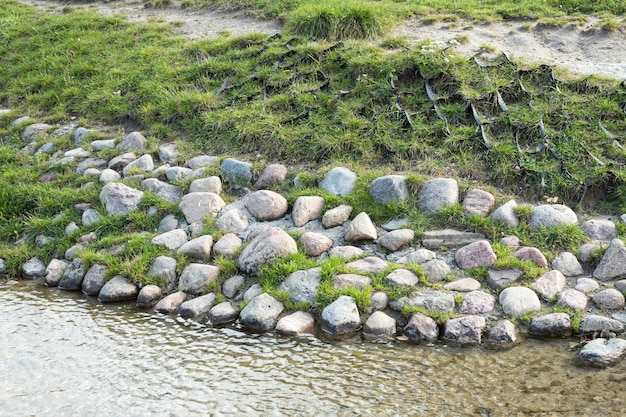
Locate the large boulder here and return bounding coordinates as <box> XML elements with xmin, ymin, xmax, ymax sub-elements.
<box><xmin>58</xmin><ymin>259</ymin><xmax>86</xmax><ymax>291</ymax></box>
<box><xmin>320</xmin><ymin>295</ymin><xmax>361</xmax><ymax>337</ymax></box>
<box><xmin>488</xmin><ymin>320</ymin><xmax>518</xmax><ymax>345</ymax></box>
<box><xmin>239</xmin><ymin>293</ymin><xmax>284</xmax><ymax>332</ymax></box>
<box><xmin>100</xmin><ymin>182</ymin><xmax>144</xmax><ymax>216</ymax></box>
<box><xmin>238</xmin><ymin>226</ymin><xmax>298</xmax><ymax>274</ymax></box>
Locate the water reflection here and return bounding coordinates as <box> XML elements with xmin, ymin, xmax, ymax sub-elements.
<box><xmin>1</xmin><ymin>280</ymin><xmax>624</xmax><ymax>416</ymax></box>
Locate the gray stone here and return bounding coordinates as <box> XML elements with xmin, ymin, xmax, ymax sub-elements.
<box><xmin>421</xmin><ymin>259</ymin><xmax>452</xmax><ymax>282</ymax></box>
<box><xmin>275</xmin><ymin>311</ymin><xmax>316</xmax><ymax>336</ymax></box>
<box><xmin>551</xmin><ymin>252</ymin><xmax>584</xmax><ymax>276</ymax></box>
<box><xmin>81</xmin><ymin>263</ymin><xmax>107</xmax><ymax>296</ymax></box>
<box><xmin>73</xmin><ymin>127</ymin><xmax>91</xmax><ymax>145</ymax></box>
<box><xmin>405</xmin><ymin>249</ymin><xmax>436</xmax><ymax>264</ymax></box>
<box><xmin>578</xmin><ymin>338</ymin><xmax>626</xmax><ymax>367</ymax></box>
<box><xmin>35</xmin><ymin>234</ymin><xmax>53</xmax><ymax>248</ymax></box>
<box><xmin>455</xmin><ymin>240</ymin><xmax>496</xmax><ymax>270</ymax></box>
<box><xmin>155</xmin><ymin>292</ymin><xmax>187</xmax><ymax>314</ymax></box>
<box><xmin>582</xmin><ymin>219</ymin><xmax>616</xmax><ymax>241</ymax></box>
<box><xmin>253</xmin><ymin>164</ymin><xmax>288</xmax><ymax>190</ymax></box>
<box><xmin>188</xmin><ymin>155</ymin><xmax>218</xmax><ymax>170</ymax></box>
<box><xmin>422</xmin><ymin>229</ymin><xmax>486</xmax><ymax>250</ymax></box>
<box><xmin>370</xmin><ymin>292</ymin><xmax>388</xmax><ymax>311</ymax></box>
<box><xmin>64</xmin><ymin>147</ymin><xmax>91</xmax><ymax>158</ymax></box>
<box><xmin>213</xmin><ymin>233</ymin><xmax>242</xmax><ymax>259</ymax></box>
<box><xmin>299</xmin><ymin>232</ymin><xmax>333</xmax><ymax>256</ymax></box>
<box><xmin>82</xmin><ymin>209</ymin><xmax>101</xmax><ymax>226</ymax></box>
<box><xmin>99</xmin><ymin>168</ymin><xmax>121</xmax><ymax>183</ymax></box>
<box><xmin>98</xmin><ymin>276</ymin><xmax>138</xmax><ymax>302</ymax></box>
<box><xmin>556</xmin><ymin>289</ymin><xmax>588</xmax><ymax>311</ymax></box>
<box><xmin>381</xmin><ymin>217</ymin><xmax>410</xmax><ymax>231</ymax></box>
<box><xmin>216</xmin><ymin>208</ymin><xmax>249</xmax><ymax>234</ymax></box>
<box><xmin>320</xmin><ymin>296</ymin><xmax>360</xmax><ymax>337</ymax></box>
<box><xmin>245</xmin><ymin>190</ymin><xmax>288</xmax><ymax>221</ymax></box>
<box><xmin>64</xmin><ymin>243</ymin><xmax>87</xmax><ymax>261</ymax></box>
<box><xmin>136</xmin><ymin>285</ymin><xmax>162</xmax><ymax>308</ymax></box>
<box><xmin>393</xmin><ymin>290</ymin><xmax>455</xmax><ymax>312</ymax></box>
<box><xmin>179</xmin><ymin>192</ymin><xmax>225</xmax><ymax>224</ymax></box>
<box><xmin>100</xmin><ymin>182</ymin><xmax>144</xmax><ymax>216</ymax></box>
<box><xmin>320</xmin><ymin>167</ymin><xmax>356</xmax><ymax>196</ymax></box>
<box><xmin>189</xmin><ymin>176</ymin><xmax>222</xmax><ymax>194</ymax></box>
<box><xmin>238</xmin><ymin>226</ymin><xmax>298</xmax><ymax>274</ymax></box>
<box><xmin>165</xmin><ymin>166</ymin><xmax>191</xmax><ymax>182</ymax></box>
<box><xmin>369</xmin><ymin>175</ymin><xmax>408</xmax><ymax>205</ymax></box>
<box><xmin>443</xmin><ymin>278</ymin><xmax>481</xmax><ymax>292</ymax></box>
<box><xmin>593</xmin><ymin>238</ymin><xmax>626</xmax><ymax>281</ymax></box>
<box><xmin>240</xmin><ymin>293</ymin><xmax>284</xmax><ymax>332</ymax></box>
<box><xmin>444</xmin><ymin>315</ymin><xmax>486</xmax><ymax>346</ymax></box>
<box><xmin>22</xmin><ymin>123</ymin><xmax>52</xmax><ymax>143</ymax></box>
<box><xmin>123</xmin><ymin>154</ymin><xmax>153</xmax><ymax>176</ymax></box>
<box><xmin>463</xmin><ymin>188</ymin><xmax>495</xmax><ymax>217</ymax></box>
<box><xmin>222</xmin><ymin>275</ymin><xmax>245</xmax><ymax>299</ymax></box>
<box><xmin>386</xmin><ymin>269</ymin><xmax>419</xmax><ymax>287</ymax></box>
<box><xmin>592</xmin><ymin>289</ymin><xmax>625</xmax><ymax>310</ymax></box>
<box><xmin>279</xmin><ymin>268</ymin><xmax>322</xmax><ymax>305</ymax></box>
<box><xmin>579</xmin><ymin>315</ymin><xmax>624</xmax><ymax>335</ymax></box>
<box><xmin>529</xmin><ymin>313</ymin><xmax>572</xmax><ymax>338</ymax></box>
<box><xmin>177</xmin><ymin>235</ymin><xmax>213</xmax><ymax>260</ymax></box>
<box><xmin>221</xmin><ymin>158</ymin><xmax>252</xmax><ymax>184</ymax></box>
<box><xmin>209</xmin><ymin>301</ymin><xmax>240</xmax><ymax>325</ymax></box>
<box><xmin>158</xmin><ymin>214</ymin><xmax>179</xmax><ymax>233</ymax></box>
<box><xmin>22</xmin><ymin>257</ymin><xmax>46</xmax><ymax>279</ymax></box>
<box><xmin>58</xmin><ymin>260</ymin><xmax>86</xmax><ymax>291</ymax></box>
<box><xmin>491</xmin><ymin>200</ymin><xmax>519</xmax><ymax>227</ymax></box>
<box><xmin>322</xmin><ymin>204</ymin><xmax>353</xmax><ymax>228</ymax></box>
<box><xmin>345</xmin><ymin>212</ymin><xmax>377</xmax><ymax>242</ymax></box>
<box><xmin>459</xmin><ymin>291</ymin><xmax>495</xmax><ymax>314</ymax></box>
<box><xmin>513</xmin><ymin>246</ymin><xmax>548</xmax><ymax>267</ymax></box>
<box><xmin>116</xmin><ymin>131</ymin><xmax>147</xmax><ymax>150</ymax></box>
<box><xmin>499</xmin><ymin>286</ymin><xmax>541</xmax><ymax>318</ymax></box>
<box><xmin>488</xmin><ymin>320</ymin><xmax>517</xmax><ymax>345</ymax></box>
<box><xmin>10</xmin><ymin>115</ymin><xmax>33</xmax><ymax>127</ymax></box>
<box><xmin>363</xmin><ymin>311</ymin><xmax>397</xmax><ymax>340</ymax></box>
<box><xmin>418</xmin><ymin>178</ymin><xmax>458</xmax><ymax>216</ymax></box>
<box><xmin>179</xmin><ymin>263</ymin><xmax>220</xmax><ymax>295</ymax></box>
<box><xmin>179</xmin><ymin>293</ymin><xmax>217</xmax><ymax>318</ymax></box>
<box><xmin>533</xmin><ymin>270</ymin><xmax>566</xmax><ymax>300</ymax></box>
<box><xmin>403</xmin><ymin>313</ymin><xmax>438</xmax><ymax>343</ymax></box>
<box><xmin>243</xmin><ymin>283</ymin><xmax>263</xmax><ymax>301</ymax></box>
<box><xmin>44</xmin><ymin>259</ymin><xmax>69</xmax><ymax>287</ymax></box>
<box><xmin>151</xmin><ymin>229</ymin><xmax>188</xmax><ymax>250</ymax></box>
<box><xmin>83</xmin><ymin>168</ymin><xmax>101</xmax><ymax>177</ymax></box>
<box><xmin>615</xmin><ymin>279</ymin><xmax>626</xmax><ymax>292</ymax></box>
<box><xmin>332</xmin><ymin>273</ymin><xmax>371</xmax><ymax>290</ymax></box>
<box><xmin>35</xmin><ymin>142</ymin><xmax>55</xmax><ymax>155</ymax></box>
<box><xmin>328</xmin><ymin>246</ymin><xmax>363</xmax><ymax>259</ymax></box>
<box><xmin>76</xmin><ymin>158</ymin><xmax>107</xmax><ymax>175</ymax></box>
<box><xmin>108</xmin><ymin>152</ymin><xmax>136</xmax><ymax>171</ymax></box>
<box><xmin>529</xmin><ymin>204</ymin><xmax>578</xmax><ymax>228</ymax></box>
<box><xmin>580</xmin><ymin>242</ymin><xmax>606</xmax><ymax>263</ymax></box>
<box><xmin>378</xmin><ymin>229</ymin><xmax>414</xmax><ymax>252</ymax></box>
<box><xmin>576</xmin><ymin>277</ymin><xmax>600</xmax><ymax>293</ymax></box>
<box><xmin>91</xmin><ymin>139</ymin><xmax>116</xmax><ymax>151</ymax></box>
<box><xmin>292</xmin><ymin>196</ymin><xmax>325</xmax><ymax>227</ymax></box>
<box><xmin>345</xmin><ymin>256</ymin><xmax>388</xmax><ymax>274</ymax></box>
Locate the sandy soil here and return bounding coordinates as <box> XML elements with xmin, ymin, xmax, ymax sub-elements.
<box><xmin>14</xmin><ymin>0</ymin><xmax>626</xmax><ymax>80</ymax></box>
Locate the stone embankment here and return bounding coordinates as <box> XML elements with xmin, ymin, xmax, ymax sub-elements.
<box><xmin>2</xmin><ymin>113</ymin><xmax>626</xmax><ymax>368</ymax></box>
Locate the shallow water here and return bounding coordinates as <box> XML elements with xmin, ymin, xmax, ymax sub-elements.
<box><xmin>1</xmin><ymin>281</ymin><xmax>624</xmax><ymax>417</ymax></box>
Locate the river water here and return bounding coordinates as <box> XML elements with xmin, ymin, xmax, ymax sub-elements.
<box><xmin>1</xmin><ymin>280</ymin><xmax>624</xmax><ymax>417</ymax></box>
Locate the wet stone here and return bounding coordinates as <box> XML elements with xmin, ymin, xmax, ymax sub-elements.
<box><xmin>137</xmin><ymin>285</ymin><xmax>162</xmax><ymax>309</ymax></box>
<box><xmin>81</xmin><ymin>263</ymin><xmax>107</xmax><ymax>296</ymax></box>
<box><xmin>578</xmin><ymin>338</ymin><xmax>626</xmax><ymax>368</ymax></box>
<box><xmin>275</xmin><ymin>311</ymin><xmax>316</xmax><ymax>336</ymax></box>
<box><xmin>363</xmin><ymin>311</ymin><xmax>397</xmax><ymax>340</ymax></box>
<box><xmin>179</xmin><ymin>293</ymin><xmax>216</xmax><ymax>319</ymax></box>
<box><xmin>529</xmin><ymin>313</ymin><xmax>572</xmax><ymax>338</ymax></box>
<box><xmin>239</xmin><ymin>293</ymin><xmax>284</xmax><ymax>332</ymax></box>
<box><xmin>386</xmin><ymin>269</ymin><xmax>419</xmax><ymax>287</ymax></box>
<box><xmin>44</xmin><ymin>259</ymin><xmax>69</xmax><ymax>287</ymax></box>
<box><xmin>209</xmin><ymin>301</ymin><xmax>239</xmax><ymax>325</ymax></box>
<box><xmin>155</xmin><ymin>292</ymin><xmax>187</xmax><ymax>315</ymax></box>
<box><xmin>98</xmin><ymin>276</ymin><xmax>138</xmax><ymax>302</ymax></box>
<box><xmin>404</xmin><ymin>313</ymin><xmax>439</xmax><ymax>343</ymax></box>
<box><xmin>320</xmin><ymin>296</ymin><xmax>360</xmax><ymax>338</ymax></box>
<box><xmin>488</xmin><ymin>320</ymin><xmax>518</xmax><ymax>345</ymax></box>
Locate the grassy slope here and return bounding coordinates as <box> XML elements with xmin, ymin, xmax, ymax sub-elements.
<box><xmin>0</xmin><ymin>1</ymin><xmax>625</xmax><ymax>302</ymax></box>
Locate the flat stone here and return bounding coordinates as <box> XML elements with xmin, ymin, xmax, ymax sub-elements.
<box><xmin>418</xmin><ymin>178</ymin><xmax>458</xmax><ymax>216</ymax></box>
<box><xmin>141</xmin><ymin>178</ymin><xmax>183</xmax><ymax>204</ymax></box>
<box><xmin>422</xmin><ymin>229</ymin><xmax>486</xmax><ymax>250</ymax></box>
<box><xmin>556</xmin><ymin>289</ymin><xmax>588</xmax><ymax>310</ymax></box>
<box><xmin>98</xmin><ymin>276</ymin><xmax>138</xmax><ymax>302</ymax></box>
<box><xmin>392</xmin><ymin>290</ymin><xmax>455</xmax><ymax>312</ymax></box>
<box><xmin>491</xmin><ymin>200</ymin><xmax>519</xmax><ymax>227</ymax></box>
<box><xmin>344</xmin><ymin>212</ymin><xmax>377</xmax><ymax>242</ymax></box>
<box><xmin>455</xmin><ymin>240</ymin><xmax>497</xmax><ymax>270</ymax></box>
<box><xmin>154</xmin><ymin>292</ymin><xmax>187</xmax><ymax>314</ymax></box>
<box><xmin>386</xmin><ymin>269</ymin><xmax>419</xmax><ymax>287</ymax></box>
<box><xmin>514</xmin><ymin>246</ymin><xmax>548</xmax><ymax>267</ymax></box>
<box><xmin>292</xmin><ymin>196</ymin><xmax>325</xmax><ymax>227</ymax></box>
<box><xmin>593</xmin><ymin>238</ymin><xmax>626</xmax><ymax>281</ymax></box>
<box><xmin>459</xmin><ymin>291</ymin><xmax>495</xmax><ymax>314</ymax></box>
<box><xmin>151</xmin><ymin>229</ymin><xmax>188</xmax><ymax>250</ymax></box>
<box><xmin>488</xmin><ymin>320</ymin><xmax>518</xmax><ymax>345</ymax></box>
<box><xmin>81</xmin><ymin>263</ymin><xmax>107</xmax><ymax>296</ymax></box>
<box><xmin>212</xmin><ymin>233</ymin><xmax>242</xmax><ymax>259</ymax></box>
<box><xmin>363</xmin><ymin>311</ymin><xmax>397</xmax><ymax>340</ymax></box>
<box><xmin>529</xmin><ymin>204</ymin><xmax>578</xmax><ymax>228</ymax></box>
<box><xmin>592</xmin><ymin>289</ymin><xmax>625</xmax><ymax>310</ymax></box>
<box><xmin>533</xmin><ymin>270</ymin><xmax>566</xmax><ymax>300</ymax></box>
<box><xmin>578</xmin><ymin>338</ymin><xmax>626</xmax><ymax>368</ymax></box>
<box><xmin>179</xmin><ymin>293</ymin><xmax>217</xmax><ymax>319</ymax></box>
<box><xmin>322</xmin><ymin>204</ymin><xmax>353</xmax><ymax>228</ymax></box>
<box><xmin>345</xmin><ymin>256</ymin><xmax>388</xmax><ymax>274</ymax></box>
<box><xmin>403</xmin><ymin>313</ymin><xmax>439</xmax><ymax>343</ymax></box>
<box><xmin>381</xmin><ymin>217</ymin><xmax>410</xmax><ymax>231</ymax></box>
<box><xmin>209</xmin><ymin>301</ymin><xmax>239</xmax><ymax>325</ymax></box>
<box><xmin>64</xmin><ymin>147</ymin><xmax>91</xmax><ymax>158</ymax></box>
<box><xmin>245</xmin><ymin>190</ymin><xmax>288</xmax><ymax>221</ymax></box>
<box><xmin>179</xmin><ymin>192</ymin><xmax>225</xmax><ymax>223</ymax></box>
<box><xmin>551</xmin><ymin>252</ymin><xmax>584</xmax><ymax>276</ymax></box>
<box><xmin>253</xmin><ymin>164</ymin><xmax>288</xmax><ymax>189</ymax></box>
<box><xmin>529</xmin><ymin>313</ymin><xmax>572</xmax><ymax>338</ymax></box>
<box><xmin>582</xmin><ymin>219</ymin><xmax>616</xmax><ymax>241</ymax></box>
<box><xmin>499</xmin><ymin>286</ymin><xmax>541</xmax><ymax>318</ymax></box>
<box><xmin>378</xmin><ymin>229</ymin><xmax>414</xmax><ymax>252</ymax></box>
<box><xmin>444</xmin><ymin>278</ymin><xmax>481</xmax><ymax>292</ymax></box>
<box><xmin>136</xmin><ymin>285</ymin><xmax>162</xmax><ymax>308</ymax></box>
<box><xmin>463</xmin><ymin>188</ymin><xmax>495</xmax><ymax>217</ymax></box>
<box><xmin>369</xmin><ymin>175</ymin><xmax>408</xmax><ymax>205</ymax></box>
<box><xmin>421</xmin><ymin>259</ymin><xmax>452</xmax><ymax>282</ymax></box>
<box><xmin>405</xmin><ymin>249</ymin><xmax>436</xmax><ymax>264</ymax></box>
<box><xmin>328</xmin><ymin>246</ymin><xmax>363</xmax><ymax>259</ymax></box>
<box><xmin>91</xmin><ymin>139</ymin><xmax>116</xmax><ymax>150</ymax></box>
<box><xmin>320</xmin><ymin>167</ymin><xmax>356</xmax><ymax>196</ymax></box>
<box><xmin>299</xmin><ymin>232</ymin><xmax>333</xmax><ymax>256</ymax></box>
<box><xmin>444</xmin><ymin>315</ymin><xmax>486</xmax><ymax>346</ymax></box>
<box><xmin>177</xmin><ymin>235</ymin><xmax>213</xmax><ymax>260</ymax></box>
<box><xmin>178</xmin><ymin>263</ymin><xmax>220</xmax><ymax>295</ymax></box>
<box><xmin>279</xmin><ymin>268</ymin><xmax>322</xmax><ymax>305</ymax></box>
<box><xmin>320</xmin><ymin>296</ymin><xmax>360</xmax><ymax>337</ymax></box>
<box><xmin>275</xmin><ymin>311</ymin><xmax>316</xmax><ymax>336</ymax></box>
<box><xmin>240</xmin><ymin>293</ymin><xmax>284</xmax><ymax>332</ymax></box>
<box><xmin>332</xmin><ymin>273</ymin><xmax>371</xmax><ymax>290</ymax></box>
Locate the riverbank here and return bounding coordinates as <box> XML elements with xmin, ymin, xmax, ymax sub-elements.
<box><xmin>1</xmin><ymin>112</ymin><xmax>625</xmax><ymax>367</ymax></box>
